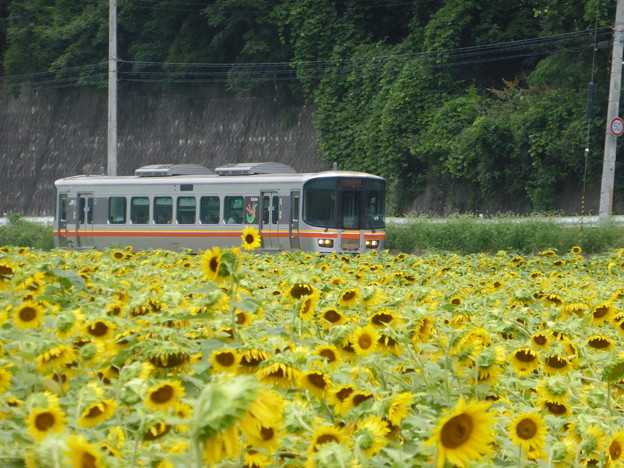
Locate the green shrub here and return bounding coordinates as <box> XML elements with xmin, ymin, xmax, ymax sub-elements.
<box><xmin>0</xmin><ymin>214</ymin><xmax>54</xmax><ymax>250</ymax></box>
<box><xmin>385</xmin><ymin>215</ymin><xmax>624</xmax><ymax>255</ymax></box>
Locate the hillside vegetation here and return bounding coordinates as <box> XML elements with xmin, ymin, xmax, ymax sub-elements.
<box><xmin>0</xmin><ymin>1</ymin><xmax>620</xmax><ymax>213</ymax></box>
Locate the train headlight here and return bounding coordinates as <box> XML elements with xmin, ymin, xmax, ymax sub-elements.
<box><xmin>365</xmin><ymin>239</ymin><xmax>379</xmax><ymax>249</ymax></box>
<box><xmin>317</xmin><ymin>239</ymin><xmax>334</xmax><ymax>248</ymax></box>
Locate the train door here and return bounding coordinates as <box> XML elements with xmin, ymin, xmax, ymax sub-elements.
<box><xmin>290</xmin><ymin>191</ymin><xmax>300</xmax><ymax>250</ymax></box>
<box><xmin>76</xmin><ymin>193</ymin><xmax>94</xmax><ymax>248</ymax></box>
<box><xmin>260</xmin><ymin>191</ymin><xmax>280</xmax><ymax>250</ymax></box>
<box><xmin>56</xmin><ymin>194</ymin><xmax>69</xmax><ymax>247</ymax></box>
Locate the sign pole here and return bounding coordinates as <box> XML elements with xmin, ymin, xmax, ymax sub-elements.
<box><xmin>599</xmin><ymin>0</ymin><xmax>624</xmax><ymax>219</ymax></box>
<box><xmin>107</xmin><ymin>0</ymin><xmax>118</xmax><ymax>176</ymax></box>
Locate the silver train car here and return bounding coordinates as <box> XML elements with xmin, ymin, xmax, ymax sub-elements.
<box><xmin>53</xmin><ymin>162</ymin><xmax>386</xmax><ymax>253</ymax></box>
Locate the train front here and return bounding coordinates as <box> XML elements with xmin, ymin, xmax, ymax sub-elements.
<box><xmin>300</xmin><ymin>173</ymin><xmax>386</xmax><ymax>254</ymax></box>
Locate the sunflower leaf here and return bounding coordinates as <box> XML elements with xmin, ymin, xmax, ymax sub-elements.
<box><xmin>602</xmin><ymin>359</ymin><xmax>624</xmax><ymax>383</ymax></box>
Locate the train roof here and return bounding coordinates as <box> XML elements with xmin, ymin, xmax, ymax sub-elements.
<box><xmin>54</xmin><ymin>162</ymin><xmax>384</xmax><ymax>187</ymax></box>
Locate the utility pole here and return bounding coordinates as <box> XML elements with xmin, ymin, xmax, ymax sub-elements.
<box><xmin>107</xmin><ymin>0</ymin><xmax>118</xmax><ymax>176</ymax></box>
<box><xmin>599</xmin><ymin>0</ymin><xmax>624</xmax><ymax>219</ymax></box>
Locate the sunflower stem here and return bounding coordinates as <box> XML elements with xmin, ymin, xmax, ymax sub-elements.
<box><xmin>517</xmin><ymin>445</ymin><xmax>523</xmax><ymax>468</ymax></box>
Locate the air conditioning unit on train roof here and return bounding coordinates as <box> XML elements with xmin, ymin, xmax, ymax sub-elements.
<box><xmin>135</xmin><ymin>164</ymin><xmax>214</xmax><ymax>177</ymax></box>
<box><xmin>215</xmin><ymin>162</ymin><xmax>296</xmax><ymax>176</ymax></box>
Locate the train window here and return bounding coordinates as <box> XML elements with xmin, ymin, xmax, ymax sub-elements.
<box><xmin>366</xmin><ymin>181</ymin><xmax>385</xmax><ymax>228</ymax></box>
<box><xmin>154</xmin><ymin>197</ymin><xmax>173</xmax><ymax>224</ymax></box>
<box><xmin>262</xmin><ymin>196</ymin><xmax>270</xmax><ymax>224</ymax></box>
<box><xmin>303</xmin><ymin>179</ymin><xmax>336</xmax><ymax>228</ymax></box>
<box><xmin>199</xmin><ymin>196</ymin><xmax>220</xmax><ymax>224</ymax></box>
<box><xmin>78</xmin><ymin>197</ymin><xmax>94</xmax><ymax>224</ymax></box>
<box><xmin>272</xmin><ymin>196</ymin><xmax>279</xmax><ymax>224</ymax></box>
<box><xmin>108</xmin><ymin>197</ymin><xmax>127</xmax><ymax>224</ymax></box>
<box><xmin>177</xmin><ymin>197</ymin><xmax>196</xmax><ymax>224</ymax></box>
<box><xmin>59</xmin><ymin>197</ymin><xmax>67</xmax><ymax>222</ymax></box>
<box><xmin>130</xmin><ymin>197</ymin><xmax>149</xmax><ymax>224</ymax></box>
<box><xmin>292</xmin><ymin>195</ymin><xmax>299</xmax><ymax>222</ymax></box>
<box><xmin>341</xmin><ymin>191</ymin><xmax>360</xmax><ymax>229</ymax></box>
<box><xmin>224</xmin><ymin>196</ymin><xmax>243</xmax><ymax>224</ymax></box>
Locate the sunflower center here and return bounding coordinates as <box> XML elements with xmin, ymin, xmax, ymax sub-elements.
<box><xmin>216</xmin><ymin>352</ymin><xmax>235</xmax><ymax>366</ymax></box>
<box><xmin>515</xmin><ymin>349</ymin><xmax>537</xmax><ymax>362</ymax></box>
<box><xmin>19</xmin><ymin>306</ymin><xmax>37</xmax><ymax>322</ymax></box>
<box><xmin>610</xmin><ymin>441</ymin><xmax>622</xmax><ymax>460</ymax></box>
<box><xmin>82</xmin><ymin>452</ymin><xmax>97</xmax><ymax>468</ymax></box>
<box><xmin>236</xmin><ymin>312</ymin><xmax>247</xmax><ymax>325</ymax></box>
<box><xmin>0</xmin><ymin>265</ymin><xmax>14</xmax><ymax>275</ymax></box>
<box><xmin>87</xmin><ymin>321</ymin><xmax>109</xmax><ymax>337</ymax></box>
<box><xmin>440</xmin><ymin>413</ymin><xmax>473</xmax><ymax>449</ymax></box>
<box><xmin>594</xmin><ymin>306</ymin><xmax>609</xmax><ymax>318</ymax></box>
<box><xmin>588</xmin><ymin>337</ymin><xmax>611</xmax><ymax>349</ymax></box>
<box><xmin>336</xmin><ymin>387</ymin><xmax>354</xmax><ymax>402</ymax></box>
<box><xmin>545</xmin><ymin>356</ymin><xmax>568</xmax><ymax>369</ymax></box>
<box><xmin>532</xmin><ymin>335</ymin><xmax>547</xmax><ymax>346</ymax></box>
<box><xmin>515</xmin><ymin>418</ymin><xmax>537</xmax><ymax>440</ymax></box>
<box><xmin>290</xmin><ymin>284</ymin><xmax>313</xmax><ymax>299</ymax></box>
<box><xmin>545</xmin><ymin>402</ymin><xmax>567</xmax><ymax>415</ymax></box>
<box><xmin>260</xmin><ymin>426</ymin><xmax>275</xmax><ymax>441</ymax></box>
<box><xmin>86</xmin><ymin>404</ymin><xmax>104</xmax><ymax>418</ymax></box>
<box><xmin>323</xmin><ymin>310</ymin><xmax>341</xmax><ymax>323</ymax></box>
<box><xmin>34</xmin><ymin>412</ymin><xmax>56</xmax><ymax>431</ymax></box>
<box><xmin>358</xmin><ymin>334</ymin><xmax>373</xmax><ymax>349</ymax></box>
<box><xmin>244</xmin><ymin>234</ymin><xmax>254</xmax><ymax>244</ymax></box>
<box><xmin>209</xmin><ymin>257</ymin><xmax>219</xmax><ymax>272</ymax></box>
<box><xmin>372</xmin><ymin>313</ymin><xmax>393</xmax><ymax>326</ymax></box>
<box><xmin>307</xmin><ymin>373</ymin><xmax>328</xmax><ymax>389</ymax></box>
<box><xmin>150</xmin><ymin>385</ymin><xmax>174</xmax><ymax>404</ymax></box>
<box><xmin>319</xmin><ymin>349</ymin><xmax>337</xmax><ymax>363</ymax></box>
<box><xmin>352</xmin><ymin>393</ymin><xmax>373</xmax><ymax>406</ymax></box>
<box><xmin>342</xmin><ymin>291</ymin><xmax>356</xmax><ymax>301</ymax></box>
<box><xmin>316</xmin><ymin>434</ymin><xmax>339</xmax><ymax>445</ymax></box>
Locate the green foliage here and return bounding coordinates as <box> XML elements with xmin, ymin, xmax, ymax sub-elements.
<box><xmin>385</xmin><ymin>215</ymin><xmax>624</xmax><ymax>255</ymax></box>
<box><xmin>0</xmin><ymin>0</ymin><xmax>618</xmax><ymax>214</ymax></box>
<box><xmin>0</xmin><ymin>214</ymin><xmax>54</xmax><ymax>250</ymax></box>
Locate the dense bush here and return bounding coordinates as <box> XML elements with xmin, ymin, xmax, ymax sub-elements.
<box><xmin>0</xmin><ymin>214</ymin><xmax>54</xmax><ymax>250</ymax></box>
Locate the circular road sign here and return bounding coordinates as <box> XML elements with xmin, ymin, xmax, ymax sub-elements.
<box><xmin>611</xmin><ymin>117</ymin><xmax>624</xmax><ymax>137</ymax></box>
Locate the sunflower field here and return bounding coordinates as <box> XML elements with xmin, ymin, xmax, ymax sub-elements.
<box><xmin>3</xmin><ymin>234</ymin><xmax>624</xmax><ymax>467</ymax></box>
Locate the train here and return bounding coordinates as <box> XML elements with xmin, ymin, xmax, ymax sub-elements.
<box><xmin>53</xmin><ymin>162</ymin><xmax>386</xmax><ymax>254</ymax></box>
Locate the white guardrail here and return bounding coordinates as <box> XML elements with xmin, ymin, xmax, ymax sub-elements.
<box><xmin>2</xmin><ymin>216</ymin><xmax>624</xmax><ymax>227</ymax></box>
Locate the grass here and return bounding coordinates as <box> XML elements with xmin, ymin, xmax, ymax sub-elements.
<box><xmin>2</xmin><ymin>214</ymin><xmax>623</xmax><ymax>255</ymax></box>
<box><xmin>385</xmin><ymin>214</ymin><xmax>624</xmax><ymax>255</ymax></box>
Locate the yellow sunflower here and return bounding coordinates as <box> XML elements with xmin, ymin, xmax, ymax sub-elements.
<box><xmin>315</xmin><ymin>345</ymin><xmax>342</xmax><ymax>369</ymax></box>
<box><xmin>36</xmin><ymin>344</ymin><xmax>77</xmax><ymax>373</ymax></box>
<box><xmin>13</xmin><ymin>301</ymin><xmax>44</xmax><ymax>329</ymax></box>
<box><xmin>144</xmin><ymin>381</ymin><xmax>185</xmax><ymax>411</ymax></box>
<box><xmin>209</xmin><ymin>349</ymin><xmax>240</xmax><ymax>373</ymax></box>
<box><xmin>84</xmin><ymin>319</ymin><xmax>116</xmax><ymax>341</ymax></box>
<box><xmin>299</xmin><ymin>370</ymin><xmax>332</xmax><ymax>399</ymax></box>
<box><xmin>510</xmin><ymin>347</ymin><xmax>540</xmax><ymax>376</ymax></box>
<box><xmin>256</xmin><ymin>361</ymin><xmax>300</xmax><ymax>388</ymax></box>
<box><xmin>26</xmin><ymin>405</ymin><xmax>68</xmax><ymax>440</ymax></box>
<box><xmin>350</xmin><ymin>324</ymin><xmax>380</xmax><ymax>356</ymax></box>
<box><xmin>529</xmin><ymin>332</ymin><xmax>550</xmax><ymax>351</ymax></box>
<box><xmin>318</xmin><ymin>307</ymin><xmax>347</xmax><ymax>328</ymax></box>
<box><xmin>241</xmin><ymin>226</ymin><xmax>262</xmax><ymax>251</ymax></box>
<box><xmin>338</xmin><ymin>288</ymin><xmax>361</xmax><ymax>307</ymax></box>
<box><xmin>508</xmin><ymin>412</ymin><xmax>548</xmax><ymax>459</ymax></box>
<box><xmin>0</xmin><ymin>368</ymin><xmax>12</xmax><ymax>394</ymax></box>
<box><xmin>306</xmin><ymin>425</ymin><xmax>349</xmax><ymax>455</ymax></box>
<box><xmin>78</xmin><ymin>399</ymin><xmax>118</xmax><ymax>428</ymax></box>
<box><xmin>542</xmin><ymin>355</ymin><xmax>573</xmax><ymax>376</ymax></box>
<box><xmin>387</xmin><ymin>392</ymin><xmax>413</xmax><ymax>426</ymax></box>
<box><xmin>586</xmin><ymin>335</ymin><xmax>615</xmax><ymax>352</ymax></box>
<box><xmin>201</xmin><ymin>247</ymin><xmax>231</xmax><ymax>283</ymax></box>
<box><xmin>607</xmin><ymin>430</ymin><xmax>624</xmax><ymax>466</ymax></box>
<box><xmin>64</xmin><ymin>434</ymin><xmax>105</xmax><ymax>468</ymax></box>
<box><xmin>426</xmin><ymin>397</ymin><xmax>495</xmax><ymax>468</ymax></box>
<box><xmin>591</xmin><ymin>302</ymin><xmax>616</xmax><ymax>326</ymax></box>
<box><xmin>353</xmin><ymin>415</ymin><xmax>390</xmax><ymax>457</ymax></box>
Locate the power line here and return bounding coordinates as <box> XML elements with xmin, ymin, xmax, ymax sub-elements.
<box><xmin>0</xmin><ymin>27</ymin><xmax>610</xmax><ymax>88</ymax></box>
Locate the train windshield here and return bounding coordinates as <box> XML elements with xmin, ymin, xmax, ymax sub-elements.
<box><xmin>303</xmin><ymin>177</ymin><xmax>385</xmax><ymax>229</ymax></box>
